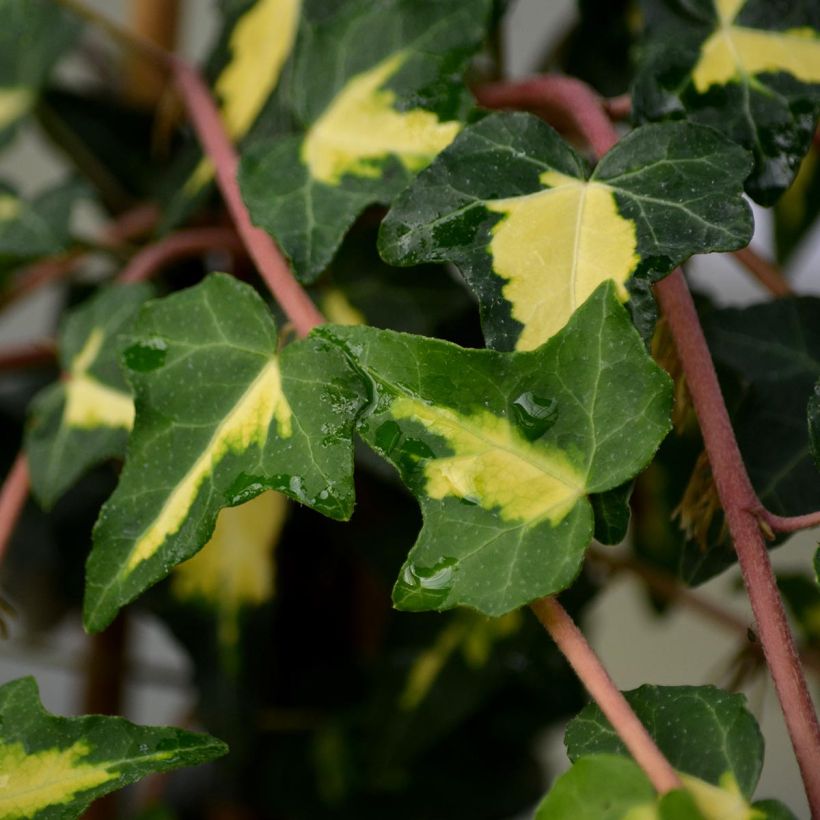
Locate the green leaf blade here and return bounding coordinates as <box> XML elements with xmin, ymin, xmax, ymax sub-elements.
<box><xmin>0</xmin><ymin>676</ymin><xmax>226</xmax><ymax>820</ymax></box>
<box><xmin>317</xmin><ymin>282</ymin><xmax>672</xmax><ymax>615</ymax></box>
<box><xmin>83</xmin><ymin>274</ymin><xmax>365</xmax><ymax>632</ymax></box>
<box><xmin>379</xmin><ymin>113</ymin><xmax>752</xmax><ymax>352</ymax></box>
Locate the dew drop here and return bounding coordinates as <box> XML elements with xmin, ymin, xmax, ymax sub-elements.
<box><xmin>511</xmin><ymin>392</ymin><xmax>558</xmax><ymax>440</ymax></box>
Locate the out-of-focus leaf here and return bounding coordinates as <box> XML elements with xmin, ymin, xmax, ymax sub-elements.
<box><xmin>171</xmin><ymin>490</ymin><xmax>288</xmax><ymax>648</ymax></box>
<box><xmin>316</xmin><ymin>283</ymin><xmax>672</xmax><ymax>615</ymax></box>
<box><xmin>777</xmin><ymin>573</ymin><xmax>820</xmax><ymax>646</ymax></box>
<box><xmin>25</xmin><ymin>283</ymin><xmax>152</xmax><ymax>508</ymax></box>
<box><xmin>239</xmin><ymin>0</ymin><xmax>492</xmax><ymax>282</ymax></box>
<box><xmin>774</xmin><ymin>147</ymin><xmax>820</xmax><ymax>263</ymax></box>
<box><xmin>0</xmin><ymin>0</ymin><xmax>80</xmax><ymax>145</ymax></box>
<box><xmin>83</xmin><ymin>273</ymin><xmax>366</xmax><ymax>632</ymax></box>
<box><xmin>634</xmin><ymin>0</ymin><xmax>820</xmax><ymax>205</ymax></box>
<box><xmin>380</xmin><ymin>113</ymin><xmax>752</xmax><ymax>352</ymax></box>
<box><xmin>0</xmin><ymin>676</ymin><xmax>226</xmax><ymax>819</ymax></box>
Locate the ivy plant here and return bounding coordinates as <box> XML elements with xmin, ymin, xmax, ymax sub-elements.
<box><xmin>0</xmin><ymin>0</ymin><xmax>819</xmax><ymax>818</ymax></box>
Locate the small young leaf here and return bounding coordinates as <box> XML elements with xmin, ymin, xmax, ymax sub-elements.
<box><xmin>590</xmin><ymin>482</ymin><xmax>633</xmax><ymax>545</ymax></box>
<box><xmin>239</xmin><ymin>0</ymin><xmax>492</xmax><ymax>281</ymax></box>
<box><xmin>317</xmin><ymin>282</ymin><xmax>672</xmax><ymax>615</ymax></box>
<box><xmin>83</xmin><ymin>273</ymin><xmax>365</xmax><ymax>632</ymax></box>
<box><xmin>565</xmin><ymin>684</ymin><xmax>764</xmax><ymax>799</ymax></box>
<box><xmin>25</xmin><ymin>283</ymin><xmax>152</xmax><ymax>508</ymax></box>
<box><xmin>0</xmin><ymin>676</ymin><xmax>226</xmax><ymax>819</ymax></box>
<box><xmin>0</xmin><ymin>0</ymin><xmax>80</xmax><ymax>145</ymax></box>
<box><xmin>379</xmin><ymin>113</ymin><xmax>752</xmax><ymax>352</ymax></box>
<box><xmin>171</xmin><ymin>490</ymin><xmax>288</xmax><ymax>648</ymax></box>
<box><xmin>633</xmin><ymin>0</ymin><xmax>820</xmax><ymax>205</ymax></box>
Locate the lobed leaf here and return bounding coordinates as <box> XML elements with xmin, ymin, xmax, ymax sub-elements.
<box><xmin>634</xmin><ymin>0</ymin><xmax>820</xmax><ymax>205</ymax></box>
<box><xmin>239</xmin><ymin>0</ymin><xmax>492</xmax><ymax>282</ymax></box>
<box><xmin>379</xmin><ymin>113</ymin><xmax>752</xmax><ymax>352</ymax></box>
<box><xmin>316</xmin><ymin>282</ymin><xmax>672</xmax><ymax>615</ymax></box>
<box><xmin>83</xmin><ymin>274</ymin><xmax>365</xmax><ymax>632</ymax></box>
<box><xmin>25</xmin><ymin>283</ymin><xmax>152</xmax><ymax>508</ymax></box>
<box><xmin>0</xmin><ymin>676</ymin><xmax>226</xmax><ymax>819</ymax></box>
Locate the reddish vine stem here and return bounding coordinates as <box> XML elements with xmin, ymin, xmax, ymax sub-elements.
<box><xmin>169</xmin><ymin>59</ymin><xmax>325</xmax><ymax>338</ymax></box>
<box><xmin>118</xmin><ymin>226</ymin><xmax>245</xmax><ymax>283</ymax></box>
<box><xmin>761</xmin><ymin>508</ymin><xmax>820</xmax><ymax>533</ymax></box>
<box><xmin>530</xmin><ymin>598</ymin><xmax>682</xmax><ymax>793</ymax></box>
<box><xmin>474</xmin><ymin>75</ymin><xmax>619</xmax><ymax>159</ymax></box>
<box><xmin>0</xmin><ymin>340</ymin><xmax>57</xmax><ymax>370</ymax></box>
<box><xmin>733</xmin><ymin>246</ymin><xmax>793</xmax><ymax>297</ymax></box>
<box><xmin>655</xmin><ymin>270</ymin><xmax>820</xmax><ymax>815</ymax></box>
<box><xmin>0</xmin><ymin>454</ymin><xmax>29</xmax><ymax>566</ymax></box>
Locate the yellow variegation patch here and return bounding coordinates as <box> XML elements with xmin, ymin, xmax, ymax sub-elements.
<box><xmin>172</xmin><ymin>490</ymin><xmax>288</xmax><ymax>645</ymax></box>
<box><xmin>321</xmin><ymin>289</ymin><xmax>366</xmax><ymax>326</ymax></box>
<box><xmin>0</xmin><ymin>740</ymin><xmax>114</xmax><ymax>817</ymax></box>
<box><xmin>680</xmin><ymin>772</ymin><xmax>765</xmax><ymax>820</ymax></box>
<box><xmin>126</xmin><ymin>360</ymin><xmax>292</xmax><ymax>570</ymax></box>
<box><xmin>400</xmin><ymin>610</ymin><xmax>521</xmax><ymax>709</ymax></box>
<box><xmin>0</xmin><ymin>194</ymin><xmax>21</xmax><ymax>221</ymax></box>
<box><xmin>0</xmin><ymin>87</ymin><xmax>32</xmax><ymax>132</ymax></box>
<box><xmin>486</xmin><ymin>169</ymin><xmax>639</xmax><ymax>350</ymax></box>
<box><xmin>302</xmin><ymin>51</ymin><xmax>462</xmax><ymax>185</ymax></box>
<box><xmin>187</xmin><ymin>0</ymin><xmax>301</xmax><ymax>193</ymax></box>
<box><xmin>63</xmin><ymin>329</ymin><xmax>135</xmax><ymax>431</ymax></box>
<box><xmin>692</xmin><ymin>0</ymin><xmax>820</xmax><ymax>92</ymax></box>
<box><xmin>391</xmin><ymin>397</ymin><xmax>585</xmax><ymax>523</ymax></box>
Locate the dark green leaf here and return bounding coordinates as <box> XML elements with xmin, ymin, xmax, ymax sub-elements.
<box><xmin>0</xmin><ymin>0</ymin><xmax>80</xmax><ymax>145</ymax></box>
<box><xmin>83</xmin><ymin>273</ymin><xmax>365</xmax><ymax>632</ymax></box>
<box><xmin>565</xmin><ymin>684</ymin><xmax>764</xmax><ymax>798</ymax></box>
<box><xmin>0</xmin><ymin>676</ymin><xmax>226</xmax><ymax>819</ymax></box>
<box><xmin>239</xmin><ymin>0</ymin><xmax>492</xmax><ymax>282</ymax></box>
<box><xmin>590</xmin><ymin>482</ymin><xmax>633</xmax><ymax>545</ymax></box>
<box><xmin>316</xmin><ymin>282</ymin><xmax>672</xmax><ymax>615</ymax></box>
<box><xmin>633</xmin><ymin>0</ymin><xmax>820</xmax><ymax>205</ymax></box>
<box><xmin>25</xmin><ymin>284</ymin><xmax>152</xmax><ymax>508</ymax></box>
<box><xmin>379</xmin><ymin>113</ymin><xmax>752</xmax><ymax>352</ymax></box>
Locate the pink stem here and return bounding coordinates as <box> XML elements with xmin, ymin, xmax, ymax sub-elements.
<box><xmin>118</xmin><ymin>226</ymin><xmax>244</xmax><ymax>283</ymax></box>
<box><xmin>0</xmin><ymin>340</ymin><xmax>57</xmax><ymax>370</ymax></box>
<box><xmin>530</xmin><ymin>597</ymin><xmax>682</xmax><ymax>793</ymax></box>
<box><xmin>0</xmin><ymin>454</ymin><xmax>30</xmax><ymax>566</ymax></box>
<box><xmin>655</xmin><ymin>269</ymin><xmax>820</xmax><ymax>815</ymax></box>
<box><xmin>761</xmin><ymin>508</ymin><xmax>820</xmax><ymax>534</ymax></box>
<box><xmin>733</xmin><ymin>247</ymin><xmax>792</xmax><ymax>297</ymax></box>
<box><xmin>604</xmin><ymin>94</ymin><xmax>632</xmax><ymax>121</ymax></box>
<box><xmin>475</xmin><ymin>75</ymin><xmax>618</xmax><ymax>158</ymax></box>
<box><xmin>169</xmin><ymin>58</ymin><xmax>325</xmax><ymax>337</ymax></box>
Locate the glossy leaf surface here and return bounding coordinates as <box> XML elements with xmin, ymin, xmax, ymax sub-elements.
<box><xmin>0</xmin><ymin>676</ymin><xmax>226</xmax><ymax>819</ymax></box>
<box><xmin>634</xmin><ymin>0</ymin><xmax>820</xmax><ymax>204</ymax></box>
<box><xmin>239</xmin><ymin>0</ymin><xmax>491</xmax><ymax>281</ymax></box>
<box><xmin>565</xmin><ymin>684</ymin><xmax>764</xmax><ymax>798</ymax></box>
<box><xmin>380</xmin><ymin>113</ymin><xmax>752</xmax><ymax>351</ymax></box>
<box><xmin>25</xmin><ymin>284</ymin><xmax>151</xmax><ymax>508</ymax></box>
<box><xmin>84</xmin><ymin>274</ymin><xmax>364</xmax><ymax>632</ymax></box>
<box><xmin>316</xmin><ymin>282</ymin><xmax>672</xmax><ymax>615</ymax></box>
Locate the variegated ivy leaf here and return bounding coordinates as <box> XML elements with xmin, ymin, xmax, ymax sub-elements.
<box><xmin>565</xmin><ymin>685</ymin><xmax>764</xmax><ymax>800</ymax></box>
<box><xmin>83</xmin><ymin>273</ymin><xmax>365</xmax><ymax>633</ymax></box>
<box><xmin>533</xmin><ymin>754</ymin><xmax>796</xmax><ymax>820</ymax></box>
<box><xmin>0</xmin><ymin>676</ymin><xmax>226</xmax><ymax>820</ymax></box>
<box><xmin>379</xmin><ymin>113</ymin><xmax>752</xmax><ymax>352</ymax></box>
<box><xmin>0</xmin><ymin>0</ymin><xmax>80</xmax><ymax>145</ymax></box>
<box><xmin>239</xmin><ymin>0</ymin><xmax>492</xmax><ymax>282</ymax></box>
<box><xmin>171</xmin><ymin>490</ymin><xmax>288</xmax><ymax>648</ymax></box>
<box><xmin>25</xmin><ymin>283</ymin><xmax>152</xmax><ymax>509</ymax></box>
<box><xmin>186</xmin><ymin>0</ymin><xmax>302</xmax><ymax>195</ymax></box>
<box><xmin>316</xmin><ymin>282</ymin><xmax>672</xmax><ymax>616</ymax></box>
<box><xmin>634</xmin><ymin>0</ymin><xmax>820</xmax><ymax>205</ymax></box>
<box><xmin>0</xmin><ymin>179</ymin><xmax>88</xmax><ymax>270</ymax></box>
